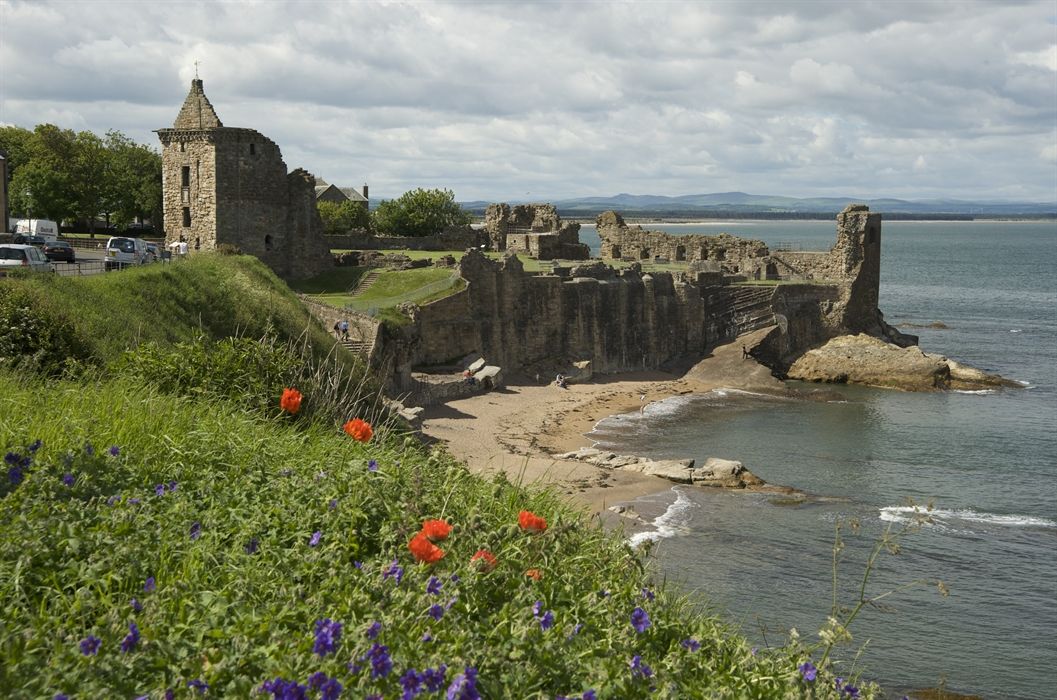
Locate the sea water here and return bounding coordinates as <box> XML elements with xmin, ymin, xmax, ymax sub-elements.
<box><xmin>581</xmin><ymin>220</ymin><xmax>1057</xmax><ymax>700</ymax></box>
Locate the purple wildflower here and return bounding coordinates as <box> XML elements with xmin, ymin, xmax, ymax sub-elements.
<box><xmin>308</xmin><ymin>672</ymin><xmax>328</xmax><ymax>690</ymax></box>
<box><xmin>422</xmin><ymin>666</ymin><xmax>447</xmax><ymax>692</ymax></box>
<box><xmin>54</xmin><ymin>695</ymin><xmax>69</xmax><ymax>700</ymax></box>
<box><xmin>244</xmin><ymin>537</ymin><xmax>259</xmax><ymax>554</ymax></box>
<box><xmin>29</xmin><ymin>439</ymin><xmax>42</xmax><ymax>452</ymax></box>
<box><xmin>108</xmin><ymin>445</ymin><xmax>120</xmax><ymax>457</ymax></box>
<box><xmin>154</xmin><ymin>484</ymin><xmax>167</xmax><ymax>496</ymax></box>
<box><xmin>61</xmin><ymin>473</ymin><xmax>75</xmax><ymax>487</ymax></box>
<box><xmin>128</xmin><ymin>498</ymin><xmax>141</xmax><ymax>505</ymax></box>
<box><xmin>427</xmin><ymin>576</ymin><xmax>443</xmax><ymax>595</ymax></box>
<box><xmin>428</xmin><ymin>604</ymin><xmax>444</xmax><ymax>621</ymax></box>
<box><xmin>144</xmin><ymin>576</ymin><xmax>156</xmax><ymax>592</ymax></box>
<box><xmin>367</xmin><ymin>459</ymin><xmax>378</xmax><ymax>472</ymax></box>
<box><xmin>79</xmin><ymin>635</ymin><xmax>101</xmax><ymax>656</ymax></box>
<box><xmin>120</xmin><ymin>622</ymin><xmax>140</xmax><ymax>653</ymax></box>
<box><xmin>260</xmin><ymin>677</ymin><xmax>307</xmax><ymax>698</ymax></box>
<box><xmin>383</xmin><ymin>559</ymin><xmax>404</xmax><ymax>584</ymax></box>
<box><xmin>841</xmin><ymin>682</ymin><xmax>860</xmax><ymax>698</ymax></box>
<box><xmin>532</xmin><ymin>601</ymin><xmax>543</xmax><ymax>617</ymax></box>
<box><xmin>130</xmin><ymin>598</ymin><xmax>143</xmax><ymax>613</ymax></box>
<box><xmin>641</xmin><ymin>587</ymin><xmax>655</xmax><ymax>601</ymax></box>
<box><xmin>190</xmin><ymin>522</ymin><xmax>202</xmax><ymax>540</ymax></box>
<box><xmin>107</xmin><ymin>495</ymin><xmax>120</xmax><ymax>506</ymax></box>
<box><xmin>313</xmin><ymin>618</ymin><xmax>343</xmax><ymax>656</ymax></box>
<box><xmin>582</xmin><ymin>692</ymin><xmax>597</xmax><ymax>700</ymax></box>
<box><xmin>165</xmin><ymin>690</ymin><xmax>174</xmax><ymax>700</ymax></box>
<box><xmin>366</xmin><ymin>642</ymin><xmax>393</xmax><ymax>678</ymax></box>
<box><xmin>597</xmin><ymin>589</ymin><xmax>610</xmax><ymax>598</ymax></box>
<box><xmin>187</xmin><ymin>679</ymin><xmax>208</xmax><ymax>695</ymax></box>
<box><xmin>320</xmin><ymin>678</ymin><xmax>342</xmax><ymax>700</ymax></box>
<box><xmin>400</xmin><ymin>668</ymin><xmax>422</xmax><ymax>699</ymax></box>
<box><xmin>799</xmin><ymin>661</ymin><xmax>817</xmax><ymax>682</ymax></box>
<box><xmin>630</xmin><ymin>606</ymin><xmax>651</xmax><ymax>633</ymax></box>
<box><xmin>3</xmin><ymin>451</ymin><xmax>20</xmax><ymax>465</ymax></box>
<box><xmin>168</xmin><ymin>480</ymin><xmax>178</xmax><ymax>491</ymax></box>
<box><xmin>7</xmin><ymin>466</ymin><xmax>23</xmax><ymax>485</ymax></box>
<box><xmin>84</xmin><ymin>442</ymin><xmax>94</xmax><ymax>456</ymax></box>
<box><xmin>421</xmin><ymin>631</ymin><xmax>433</xmax><ymax>642</ymax></box>
<box><xmin>353</xmin><ymin>560</ymin><xmax>363</xmax><ymax>569</ymax></box>
<box><xmin>309</xmin><ymin>530</ymin><xmax>322</xmax><ymax>547</ymax></box>
<box><xmin>445</xmin><ymin>666</ymin><xmax>479</xmax><ymax>700</ymax></box>
<box><xmin>630</xmin><ymin>655</ymin><xmax>653</xmax><ymax>679</ymax></box>
<box><xmin>539</xmin><ymin>610</ymin><xmax>555</xmax><ymax>631</ymax></box>
<box><xmin>366</xmin><ymin>621</ymin><xmax>382</xmax><ymax>640</ymax></box>
<box><xmin>567</xmin><ymin>622</ymin><xmax>583</xmax><ymax>639</ymax></box>
<box><xmin>328</xmin><ymin>498</ymin><xmax>338</xmax><ymax>510</ymax></box>
<box><xmin>681</xmin><ymin>638</ymin><xmax>701</xmax><ymax>652</ymax></box>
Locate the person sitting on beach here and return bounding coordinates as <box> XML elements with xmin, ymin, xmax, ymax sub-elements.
<box><xmin>555</xmin><ymin>373</ymin><xmax>568</xmax><ymax>389</ymax></box>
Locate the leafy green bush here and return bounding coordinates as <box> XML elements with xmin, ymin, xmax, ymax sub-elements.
<box><xmin>371</xmin><ymin>189</ymin><xmax>471</xmax><ymax>238</ymax></box>
<box><xmin>0</xmin><ymin>285</ymin><xmax>94</xmax><ymax>376</ymax></box>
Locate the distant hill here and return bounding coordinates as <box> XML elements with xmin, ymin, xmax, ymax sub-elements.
<box><xmin>455</xmin><ymin>192</ymin><xmax>1057</xmax><ymax>219</ymax></box>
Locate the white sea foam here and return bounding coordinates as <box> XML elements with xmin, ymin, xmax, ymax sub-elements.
<box><xmin>880</xmin><ymin>505</ymin><xmax>1057</xmax><ymax>529</ymax></box>
<box><xmin>628</xmin><ymin>488</ymin><xmax>698</xmax><ymax>547</ymax></box>
<box><xmin>953</xmin><ymin>389</ymin><xmax>997</xmax><ymax>395</ymax></box>
<box><xmin>1009</xmin><ymin>329</ymin><xmax>1023</xmax><ymax>333</ymax></box>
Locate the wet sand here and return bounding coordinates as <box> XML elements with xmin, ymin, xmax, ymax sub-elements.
<box><xmin>419</xmin><ymin>328</ymin><xmax>785</xmax><ymax>517</ymax></box>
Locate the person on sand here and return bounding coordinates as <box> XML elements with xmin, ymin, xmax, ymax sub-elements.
<box><xmin>742</xmin><ymin>345</ymin><xmax>750</xmax><ymax>359</ymax></box>
<box><xmin>555</xmin><ymin>373</ymin><xmax>567</xmax><ymax>389</ymax></box>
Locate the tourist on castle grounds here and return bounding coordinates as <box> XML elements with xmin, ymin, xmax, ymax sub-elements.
<box><xmin>333</xmin><ymin>321</ymin><xmax>341</xmax><ymax>337</ymax></box>
<box><xmin>339</xmin><ymin>319</ymin><xmax>349</xmax><ymax>341</ymax></box>
<box><xmin>741</xmin><ymin>345</ymin><xmax>750</xmax><ymax>359</ymax></box>
<box><xmin>555</xmin><ymin>373</ymin><xmax>567</xmax><ymax>389</ymax></box>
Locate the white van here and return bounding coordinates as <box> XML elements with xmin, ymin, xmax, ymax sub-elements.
<box><xmin>105</xmin><ymin>236</ymin><xmax>150</xmax><ymax>271</ymax></box>
<box><xmin>13</xmin><ymin>219</ymin><xmax>59</xmax><ymax>242</ymax></box>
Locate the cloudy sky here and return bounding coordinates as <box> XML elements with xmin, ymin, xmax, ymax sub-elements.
<box><xmin>2</xmin><ymin>0</ymin><xmax>1055</xmax><ymax>202</ymax></box>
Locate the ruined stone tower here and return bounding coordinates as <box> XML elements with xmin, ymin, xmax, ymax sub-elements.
<box><xmin>156</xmin><ymin>79</ymin><xmax>333</xmax><ymax>279</ymax></box>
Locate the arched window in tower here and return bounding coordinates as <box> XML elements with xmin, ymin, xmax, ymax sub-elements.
<box><xmin>250</xmin><ymin>143</ymin><xmax>256</xmax><ymax>156</ymax></box>
<box><xmin>264</xmin><ymin>234</ymin><xmax>273</xmax><ymax>251</ymax></box>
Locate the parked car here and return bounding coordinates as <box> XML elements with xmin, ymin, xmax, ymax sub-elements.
<box><xmin>43</xmin><ymin>240</ymin><xmax>76</xmax><ymax>263</ymax></box>
<box><xmin>105</xmin><ymin>236</ymin><xmax>150</xmax><ymax>271</ymax></box>
<box><xmin>13</xmin><ymin>234</ymin><xmax>48</xmax><ymax>249</ymax></box>
<box><xmin>0</xmin><ymin>244</ymin><xmax>54</xmax><ymax>276</ymax></box>
<box><xmin>144</xmin><ymin>242</ymin><xmax>160</xmax><ymax>263</ymax></box>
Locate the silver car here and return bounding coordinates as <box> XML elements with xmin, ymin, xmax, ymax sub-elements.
<box><xmin>0</xmin><ymin>244</ymin><xmax>54</xmax><ymax>276</ymax></box>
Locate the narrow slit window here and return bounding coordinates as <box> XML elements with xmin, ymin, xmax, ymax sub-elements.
<box><xmin>181</xmin><ymin>166</ymin><xmax>190</xmax><ymax>187</ymax></box>
<box><xmin>182</xmin><ymin>208</ymin><xmax>191</xmax><ymax>228</ymax></box>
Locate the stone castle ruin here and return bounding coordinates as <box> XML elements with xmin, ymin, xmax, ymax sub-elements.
<box><xmin>156</xmin><ymin>79</ymin><xmax>333</xmax><ymax>279</ymax></box>
<box><xmin>483</xmin><ymin>203</ymin><xmax>590</xmax><ymax>260</ymax></box>
<box><xmin>371</xmin><ymin>204</ymin><xmax>907</xmax><ymax>398</ymax></box>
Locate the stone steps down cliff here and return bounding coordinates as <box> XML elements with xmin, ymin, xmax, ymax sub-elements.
<box><xmin>349</xmin><ymin>269</ymin><xmax>383</xmax><ymax>298</ymax></box>
<box><xmin>722</xmin><ymin>286</ymin><xmax>777</xmax><ymax>338</ymax></box>
<box><xmin>340</xmin><ymin>339</ymin><xmax>373</xmax><ymax>357</ymax></box>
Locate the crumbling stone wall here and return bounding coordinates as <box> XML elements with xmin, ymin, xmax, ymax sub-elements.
<box><xmin>596</xmin><ymin>211</ymin><xmax>772</xmax><ymax>277</ymax></box>
<box><xmin>326</xmin><ymin>227</ymin><xmax>487</xmax><ymax>252</ymax></box>
<box><xmin>484</xmin><ymin>203</ymin><xmax>589</xmax><ymax>259</ymax></box>
<box><xmin>157</xmin><ymin>79</ymin><xmax>333</xmax><ymax>280</ymax></box>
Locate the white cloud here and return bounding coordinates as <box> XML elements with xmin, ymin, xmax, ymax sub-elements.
<box><xmin>1</xmin><ymin>0</ymin><xmax>1054</xmax><ymax>202</ymax></box>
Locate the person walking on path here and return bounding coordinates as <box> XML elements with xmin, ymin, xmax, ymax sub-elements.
<box><xmin>339</xmin><ymin>319</ymin><xmax>350</xmax><ymax>341</ymax></box>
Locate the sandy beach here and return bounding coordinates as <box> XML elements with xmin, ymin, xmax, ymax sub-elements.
<box><xmin>419</xmin><ymin>328</ymin><xmax>786</xmax><ymax>518</ymax></box>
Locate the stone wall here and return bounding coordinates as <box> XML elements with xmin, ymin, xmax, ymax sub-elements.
<box><xmin>596</xmin><ymin>211</ymin><xmax>772</xmax><ymax>277</ymax></box>
<box><xmin>483</xmin><ymin>203</ymin><xmax>588</xmax><ymax>258</ymax></box>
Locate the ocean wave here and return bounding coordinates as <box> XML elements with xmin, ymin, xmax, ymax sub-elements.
<box><xmin>879</xmin><ymin>505</ymin><xmax>1057</xmax><ymax>530</ymax></box>
<box><xmin>952</xmin><ymin>389</ymin><xmax>997</xmax><ymax>395</ymax></box>
<box><xmin>628</xmin><ymin>488</ymin><xmax>698</xmax><ymax>547</ymax></box>
<box><xmin>1009</xmin><ymin>329</ymin><xmax>1023</xmax><ymax>333</ymax></box>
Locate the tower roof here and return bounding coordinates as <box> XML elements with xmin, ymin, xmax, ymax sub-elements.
<box><xmin>172</xmin><ymin>78</ymin><xmax>223</xmax><ymax>130</ymax></box>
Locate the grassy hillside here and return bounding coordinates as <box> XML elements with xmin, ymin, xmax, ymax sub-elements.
<box><xmin>0</xmin><ymin>256</ymin><xmax>873</xmax><ymax>698</ymax></box>
<box><xmin>0</xmin><ymin>255</ymin><xmax>341</xmax><ymax>370</ymax></box>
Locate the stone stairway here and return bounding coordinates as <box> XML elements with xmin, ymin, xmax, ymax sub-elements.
<box><xmin>340</xmin><ymin>338</ymin><xmax>373</xmax><ymax>357</ymax></box>
<box><xmin>349</xmin><ymin>269</ymin><xmax>383</xmax><ymax>298</ymax></box>
<box><xmin>724</xmin><ymin>286</ymin><xmax>776</xmax><ymax>337</ymax></box>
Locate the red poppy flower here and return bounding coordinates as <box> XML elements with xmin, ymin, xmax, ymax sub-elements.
<box><xmin>343</xmin><ymin>418</ymin><xmax>373</xmax><ymax>442</ymax></box>
<box><xmin>525</xmin><ymin>568</ymin><xmax>542</xmax><ymax>581</ymax></box>
<box><xmin>518</xmin><ymin>510</ymin><xmax>548</xmax><ymax>534</ymax></box>
<box><xmin>409</xmin><ymin>531</ymin><xmax>445</xmax><ymax>564</ymax></box>
<box><xmin>280</xmin><ymin>387</ymin><xmax>303</xmax><ymax>414</ymax></box>
<box><xmin>470</xmin><ymin>549</ymin><xmax>497</xmax><ymax>573</ymax></box>
<box><xmin>421</xmin><ymin>519</ymin><xmax>452</xmax><ymax>542</ymax></box>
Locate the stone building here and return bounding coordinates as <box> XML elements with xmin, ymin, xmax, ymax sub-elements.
<box><xmin>315</xmin><ymin>180</ymin><xmax>369</xmax><ymax>208</ymax></box>
<box><xmin>155</xmin><ymin>79</ymin><xmax>333</xmax><ymax>279</ymax></box>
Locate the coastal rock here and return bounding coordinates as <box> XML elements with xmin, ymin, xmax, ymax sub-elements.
<box><xmin>788</xmin><ymin>334</ymin><xmax>951</xmax><ymax>391</ymax></box>
<box><xmin>692</xmin><ymin>458</ymin><xmax>765</xmax><ymax>488</ymax></box>
<box><xmin>788</xmin><ymin>334</ymin><xmax>1017</xmax><ymax>392</ymax></box>
<box><xmin>621</xmin><ymin>460</ymin><xmax>696</xmax><ymax>484</ymax></box>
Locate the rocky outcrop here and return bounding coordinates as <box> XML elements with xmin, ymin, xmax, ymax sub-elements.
<box><xmin>787</xmin><ymin>334</ymin><xmax>1017</xmax><ymax>391</ymax></box>
<box><xmin>555</xmin><ymin>448</ymin><xmax>768</xmax><ymax>489</ymax></box>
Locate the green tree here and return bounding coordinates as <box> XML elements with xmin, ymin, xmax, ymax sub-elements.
<box><xmin>317</xmin><ymin>199</ymin><xmax>370</xmax><ymax>235</ymax></box>
<box><xmin>370</xmin><ymin>188</ymin><xmax>471</xmax><ymax>237</ymax></box>
<box><xmin>104</xmin><ymin>131</ymin><xmax>162</xmax><ymax>229</ymax></box>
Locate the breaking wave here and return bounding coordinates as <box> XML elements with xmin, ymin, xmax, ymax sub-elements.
<box><xmin>879</xmin><ymin>505</ymin><xmax>1057</xmax><ymax>530</ymax></box>
<box><xmin>628</xmin><ymin>488</ymin><xmax>697</xmax><ymax>547</ymax></box>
